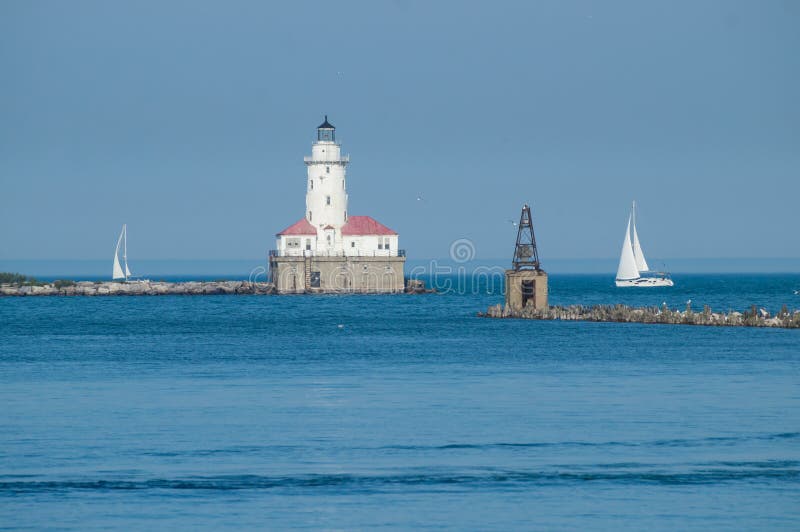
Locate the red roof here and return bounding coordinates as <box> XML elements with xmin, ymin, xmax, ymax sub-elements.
<box><xmin>341</xmin><ymin>216</ymin><xmax>397</xmax><ymax>236</ymax></box>
<box><xmin>277</xmin><ymin>218</ymin><xmax>317</xmax><ymax>236</ymax></box>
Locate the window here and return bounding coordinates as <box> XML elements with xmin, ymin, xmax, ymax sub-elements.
<box><xmin>344</xmin><ymin>211</ymin><xmax>347</xmax><ymax>222</ymax></box>
<box><xmin>326</xmin><ymin>166</ymin><xmax>330</xmax><ymax>174</ymax></box>
<box><xmin>326</xmin><ymin>235</ymin><xmax>331</xmax><ymax>244</ymax></box>
<box><xmin>342</xmin><ymin>179</ymin><xmax>345</xmax><ymax>190</ymax></box>
<box><xmin>305</xmin><ymin>239</ymin><xmax>311</xmax><ymax>251</ymax></box>
<box><xmin>310</xmin><ymin>180</ymin><xmax>313</xmax><ymax>190</ymax></box>
<box><xmin>326</xmin><ymin>196</ymin><xmax>331</xmax><ymax>206</ymax></box>
<box><xmin>384</xmin><ymin>238</ymin><xmax>390</xmax><ymax>250</ymax></box>
<box><xmin>351</xmin><ymin>241</ymin><xmax>355</xmax><ymax>248</ymax></box>
<box><xmin>308</xmin><ymin>211</ymin><xmax>312</xmax><ymax>221</ymax></box>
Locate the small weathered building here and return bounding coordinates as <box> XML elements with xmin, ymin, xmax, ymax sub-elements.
<box><xmin>505</xmin><ymin>204</ymin><xmax>548</xmax><ymax>310</ymax></box>
<box><xmin>269</xmin><ymin>117</ymin><xmax>406</xmax><ymax>293</ymax></box>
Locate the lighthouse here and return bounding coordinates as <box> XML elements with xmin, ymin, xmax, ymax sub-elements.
<box><xmin>270</xmin><ymin>117</ymin><xmax>406</xmax><ymax>293</ymax></box>
<box><xmin>304</xmin><ymin>116</ymin><xmax>349</xmax><ymax>251</ymax></box>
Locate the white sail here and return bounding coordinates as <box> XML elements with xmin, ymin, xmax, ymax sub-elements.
<box><xmin>122</xmin><ymin>224</ymin><xmax>132</xmax><ymax>278</ymax></box>
<box><xmin>616</xmin><ymin>215</ymin><xmax>640</xmax><ymax>281</ymax></box>
<box><xmin>631</xmin><ymin>220</ymin><xmax>650</xmax><ymax>272</ymax></box>
<box><xmin>112</xmin><ymin>228</ymin><xmax>125</xmax><ymax>280</ymax></box>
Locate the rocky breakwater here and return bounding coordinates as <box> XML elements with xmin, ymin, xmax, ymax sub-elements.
<box><xmin>1</xmin><ymin>280</ymin><xmax>276</xmax><ymax>297</ymax></box>
<box><xmin>480</xmin><ymin>303</ymin><xmax>800</xmax><ymax>329</ymax></box>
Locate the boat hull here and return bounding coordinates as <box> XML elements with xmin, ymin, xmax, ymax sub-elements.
<box><xmin>615</xmin><ymin>276</ymin><xmax>674</xmax><ymax>287</ymax></box>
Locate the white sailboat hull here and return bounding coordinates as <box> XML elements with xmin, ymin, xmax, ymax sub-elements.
<box><xmin>615</xmin><ymin>276</ymin><xmax>674</xmax><ymax>287</ymax></box>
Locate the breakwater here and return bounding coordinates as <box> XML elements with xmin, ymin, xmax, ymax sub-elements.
<box><xmin>1</xmin><ymin>281</ymin><xmax>276</xmax><ymax>297</ymax></box>
<box><xmin>480</xmin><ymin>303</ymin><xmax>800</xmax><ymax>329</ymax></box>
<box><xmin>1</xmin><ymin>279</ymin><xmax>434</xmax><ymax>296</ymax></box>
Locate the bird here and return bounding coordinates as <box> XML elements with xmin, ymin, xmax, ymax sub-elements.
<box><xmin>686</xmin><ymin>299</ymin><xmax>692</xmax><ymax>306</ymax></box>
<box><xmin>337</xmin><ymin>324</ymin><xmax>344</xmax><ymax>329</ymax></box>
<box><xmin>794</xmin><ymin>290</ymin><xmax>799</xmax><ymax>295</ymax></box>
<box><xmin>759</xmin><ymin>308</ymin><xmax>768</xmax><ymax>318</ymax></box>
<box><xmin>416</xmin><ymin>194</ymin><xmax>426</xmax><ymax>203</ymax></box>
<box><xmin>508</xmin><ymin>219</ymin><xmax>518</xmax><ymax>227</ymax></box>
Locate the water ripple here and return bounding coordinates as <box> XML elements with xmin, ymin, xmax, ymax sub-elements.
<box><xmin>379</xmin><ymin>431</ymin><xmax>800</xmax><ymax>452</ymax></box>
<box><xmin>3</xmin><ymin>463</ymin><xmax>798</xmax><ymax>494</ymax></box>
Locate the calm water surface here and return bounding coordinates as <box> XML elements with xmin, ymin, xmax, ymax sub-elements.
<box><xmin>1</xmin><ymin>274</ymin><xmax>799</xmax><ymax>529</ymax></box>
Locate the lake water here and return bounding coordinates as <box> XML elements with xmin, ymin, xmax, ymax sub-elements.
<box><xmin>1</xmin><ymin>274</ymin><xmax>799</xmax><ymax>529</ymax></box>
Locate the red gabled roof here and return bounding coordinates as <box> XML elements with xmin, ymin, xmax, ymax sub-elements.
<box><xmin>341</xmin><ymin>215</ymin><xmax>397</xmax><ymax>236</ymax></box>
<box><xmin>277</xmin><ymin>218</ymin><xmax>317</xmax><ymax>236</ymax></box>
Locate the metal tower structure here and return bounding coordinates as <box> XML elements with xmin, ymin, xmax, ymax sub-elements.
<box><xmin>512</xmin><ymin>203</ymin><xmax>541</xmax><ymax>271</ymax></box>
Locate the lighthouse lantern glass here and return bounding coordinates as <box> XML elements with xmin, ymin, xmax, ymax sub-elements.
<box><xmin>318</xmin><ymin>128</ymin><xmax>334</xmax><ymax>142</ymax></box>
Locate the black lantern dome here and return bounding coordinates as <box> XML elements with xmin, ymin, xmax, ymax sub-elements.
<box><xmin>317</xmin><ymin>115</ymin><xmax>335</xmax><ymax>142</ymax></box>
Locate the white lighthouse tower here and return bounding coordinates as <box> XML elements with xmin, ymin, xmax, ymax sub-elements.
<box><xmin>304</xmin><ymin>116</ymin><xmax>349</xmax><ymax>253</ymax></box>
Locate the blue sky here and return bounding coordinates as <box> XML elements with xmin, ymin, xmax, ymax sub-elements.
<box><xmin>1</xmin><ymin>0</ymin><xmax>798</xmax><ymax>262</ymax></box>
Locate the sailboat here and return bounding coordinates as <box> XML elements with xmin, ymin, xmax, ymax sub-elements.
<box><xmin>112</xmin><ymin>224</ymin><xmax>133</xmax><ymax>282</ymax></box>
<box><xmin>615</xmin><ymin>202</ymin><xmax>673</xmax><ymax>287</ymax></box>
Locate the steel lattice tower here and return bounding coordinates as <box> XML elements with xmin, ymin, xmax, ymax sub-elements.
<box><xmin>512</xmin><ymin>204</ymin><xmax>541</xmax><ymax>271</ymax></box>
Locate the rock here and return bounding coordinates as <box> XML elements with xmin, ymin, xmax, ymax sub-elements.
<box><xmin>405</xmin><ymin>279</ymin><xmax>434</xmax><ymax>294</ymax></box>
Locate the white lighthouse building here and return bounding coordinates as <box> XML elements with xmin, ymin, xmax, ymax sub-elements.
<box><xmin>270</xmin><ymin>117</ymin><xmax>405</xmax><ymax>293</ymax></box>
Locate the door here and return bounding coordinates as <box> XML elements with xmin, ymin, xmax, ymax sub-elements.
<box><xmin>521</xmin><ymin>280</ymin><xmax>535</xmax><ymax>308</ymax></box>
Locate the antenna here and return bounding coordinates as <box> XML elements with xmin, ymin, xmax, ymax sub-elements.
<box><xmin>512</xmin><ymin>204</ymin><xmax>541</xmax><ymax>271</ymax></box>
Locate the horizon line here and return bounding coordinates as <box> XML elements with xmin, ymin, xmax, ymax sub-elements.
<box><xmin>2</xmin><ymin>257</ymin><xmax>800</xmax><ymax>262</ymax></box>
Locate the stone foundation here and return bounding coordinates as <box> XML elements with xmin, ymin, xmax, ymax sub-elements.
<box><xmin>269</xmin><ymin>255</ymin><xmax>406</xmax><ymax>294</ymax></box>
<box><xmin>505</xmin><ymin>269</ymin><xmax>548</xmax><ymax>311</ymax></box>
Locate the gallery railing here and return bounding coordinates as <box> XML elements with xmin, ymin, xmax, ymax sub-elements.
<box><xmin>270</xmin><ymin>249</ymin><xmax>405</xmax><ymax>258</ymax></box>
